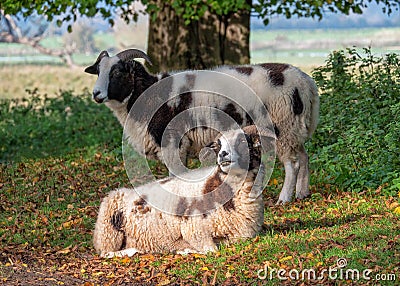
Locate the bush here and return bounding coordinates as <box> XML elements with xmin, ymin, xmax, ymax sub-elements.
<box><xmin>311</xmin><ymin>47</ymin><xmax>400</xmax><ymax>193</ymax></box>
<box><xmin>0</xmin><ymin>89</ymin><xmax>121</xmax><ymax>162</ymax></box>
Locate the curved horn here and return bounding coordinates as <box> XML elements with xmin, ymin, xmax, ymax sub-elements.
<box><xmin>98</xmin><ymin>50</ymin><xmax>109</xmax><ymax>60</ymax></box>
<box><xmin>116</xmin><ymin>49</ymin><xmax>153</xmax><ymax>65</ymax></box>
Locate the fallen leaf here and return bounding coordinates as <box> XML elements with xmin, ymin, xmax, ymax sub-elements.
<box><xmin>193</xmin><ymin>253</ymin><xmax>206</xmax><ymax>259</ymax></box>
<box><xmin>120</xmin><ymin>257</ymin><xmax>130</xmax><ymax>264</ymax></box>
<box><xmin>57</xmin><ymin>247</ymin><xmax>72</xmax><ymax>255</ymax></box>
<box><xmin>371</xmin><ymin>214</ymin><xmax>382</xmax><ymax>218</ymax></box>
<box><xmin>157</xmin><ymin>279</ymin><xmax>171</xmax><ymax>286</ymax></box>
<box><xmin>279</xmin><ymin>256</ymin><xmax>293</xmax><ymax>263</ymax></box>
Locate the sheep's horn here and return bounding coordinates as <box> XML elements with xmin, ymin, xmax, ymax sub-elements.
<box><xmin>98</xmin><ymin>50</ymin><xmax>109</xmax><ymax>60</ymax></box>
<box><xmin>116</xmin><ymin>49</ymin><xmax>153</xmax><ymax>65</ymax></box>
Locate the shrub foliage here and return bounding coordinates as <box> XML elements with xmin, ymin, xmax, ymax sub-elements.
<box><xmin>311</xmin><ymin>47</ymin><xmax>399</xmax><ymax>193</ymax></box>
<box><xmin>0</xmin><ymin>89</ymin><xmax>121</xmax><ymax>162</ymax></box>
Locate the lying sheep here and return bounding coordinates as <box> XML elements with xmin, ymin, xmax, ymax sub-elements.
<box><xmin>85</xmin><ymin>49</ymin><xmax>319</xmax><ymax>204</ymax></box>
<box><xmin>93</xmin><ymin>126</ymin><xmax>269</xmax><ymax>257</ymax></box>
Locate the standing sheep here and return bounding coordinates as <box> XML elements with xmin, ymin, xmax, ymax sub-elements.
<box><xmin>85</xmin><ymin>49</ymin><xmax>319</xmax><ymax>204</ymax></box>
<box><xmin>93</xmin><ymin>126</ymin><xmax>269</xmax><ymax>257</ymax></box>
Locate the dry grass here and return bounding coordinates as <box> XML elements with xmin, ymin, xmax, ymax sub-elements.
<box><xmin>0</xmin><ymin>65</ymin><xmax>96</xmax><ymax>99</ymax></box>
<box><xmin>0</xmin><ymin>63</ymin><xmax>317</xmax><ymax>100</ymax></box>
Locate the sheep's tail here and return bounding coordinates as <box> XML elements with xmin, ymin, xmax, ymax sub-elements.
<box><xmin>306</xmin><ymin>78</ymin><xmax>320</xmax><ymax>138</ymax></box>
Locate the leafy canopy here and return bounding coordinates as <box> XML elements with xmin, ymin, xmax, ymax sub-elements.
<box><xmin>2</xmin><ymin>0</ymin><xmax>399</xmax><ymax>27</ymax></box>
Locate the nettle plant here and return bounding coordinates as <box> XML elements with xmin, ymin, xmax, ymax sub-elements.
<box><xmin>311</xmin><ymin>47</ymin><xmax>399</xmax><ymax>193</ymax></box>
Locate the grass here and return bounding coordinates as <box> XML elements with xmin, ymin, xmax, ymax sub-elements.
<box><xmin>1</xmin><ymin>149</ymin><xmax>399</xmax><ymax>284</ymax></box>
<box><xmin>0</xmin><ymin>65</ymin><xmax>95</xmax><ymax>99</ymax></box>
<box><xmin>0</xmin><ymin>94</ymin><xmax>399</xmax><ymax>285</ymax></box>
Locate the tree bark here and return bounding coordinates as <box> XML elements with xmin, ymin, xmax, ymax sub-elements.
<box><xmin>146</xmin><ymin>2</ymin><xmax>251</xmax><ymax>73</ymax></box>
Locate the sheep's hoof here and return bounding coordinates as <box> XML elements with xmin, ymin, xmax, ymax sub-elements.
<box><xmin>275</xmin><ymin>199</ymin><xmax>290</xmax><ymax>205</ymax></box>
<box><xmin>295</xmin><ymin>192</ymin><xmax>311</xmax><ymax>200</ymax></box>
<box><xmin>103</xmin><ymin>248</ymin><xmax>139</xmax><ymax>258</ymax></box>
<box><xmin>102</xmin><ymin>252</ymin><xmax>116</xmax><ymax>258</ymax></box>
<box><xmin>176</xmin><ymin>249</ymin><xmax>198</xmax><ymax>255</ymax></box>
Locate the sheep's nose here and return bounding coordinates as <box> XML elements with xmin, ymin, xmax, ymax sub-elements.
<box><xmin>92</xmin><ymin>90</ymin><xmax>103</xmax><ymax>103</ymax></box>
<box><xmin>93</xmin><ymin>90</ymin><xmax>101</xmax><ymax>98</ymax></box>
<box><xmin>219</xmin><ymin>151</ymin><xmax>229</xmax><ymax>158</ymax></box>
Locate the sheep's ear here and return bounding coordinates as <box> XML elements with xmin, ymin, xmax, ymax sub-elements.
<box><xmin>243</xmin><ymin>125</ymin><xmax>276</xmax><ymax>151</ymax></box>
<box><xmin>84</xmin><ymin>64</ymin><xmax>98</xmax><ymax>74</ymax></box>
<box><xmin>84</xmin><ymin>50</ymin><xmax>109</xmax><ymax>74</ymax></box>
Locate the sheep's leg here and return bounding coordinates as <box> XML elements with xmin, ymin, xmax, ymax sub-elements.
<box><xmin>176</xmin><ymin>248</ymin><xmax>203</xmax><ymax>255</ymax></box>
<box><xmin>295</xmin><ymin>146</ymin><xmax>310</xmax><ymax>199</ymax></box>
<box><xmin>103</xmin><ymin>248</ymin><xmax>140</xmax><ymax>258</ymax></box>
<box><xmin>276</xmin><ymin>160</ymin><xmax>299</xmax><ymax>205</ymax></box>
<box><xmin>181</xmin><ymin>224</ymin><xmax>218</xmax><ymax>254</ymax></box>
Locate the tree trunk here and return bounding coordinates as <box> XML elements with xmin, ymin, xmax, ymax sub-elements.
<box><xmin>146</xmin><ymin>2</ymin><xmax>250</xmax><ymax>73</ymax></box>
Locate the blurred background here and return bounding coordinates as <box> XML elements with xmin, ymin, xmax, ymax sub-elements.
<box><xmin>0</xmin><ymin>1</ymin><xmax>398</xmax><ymax>99</ymax></box>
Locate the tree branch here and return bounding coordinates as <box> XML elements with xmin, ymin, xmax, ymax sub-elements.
<box><xmin>0</xmin><ymin>10</ymin><xmax>77</xmax><ymax>67</ymax></box>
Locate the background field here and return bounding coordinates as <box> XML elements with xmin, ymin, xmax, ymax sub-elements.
<box><xmin>1</xmin><ymin>27</ymin><xmax>399</xmax><ymax>99</ymax></box>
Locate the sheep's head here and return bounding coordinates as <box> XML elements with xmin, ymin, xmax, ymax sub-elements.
<box><xmin>206</xmin><ymin>126</ymin><xmax>273</xmax><ymax>175</ymax></box>
<box><xmin>84</xmin><ymin>49</ymin><xmax>152</xmax><ymax>104</ymax></box>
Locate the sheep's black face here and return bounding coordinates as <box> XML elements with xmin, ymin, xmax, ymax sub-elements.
<box><xmin>107</xmin><ymin>61</ymin><xmax>135</xmax><ymax>102</ymax></box>
<box><xmin>86</xmin><ymin>50</ymin><xmax>157</xmax><ymax>107</ymax></box>
<box><xmin>86</xmin><ymin>55</ymin><xmax>135</xmax><ymax>104</ymax></box>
